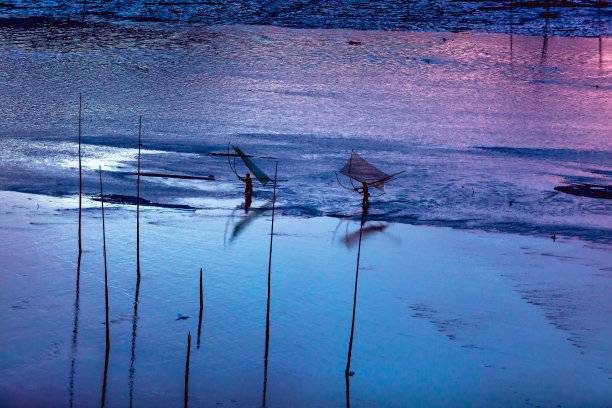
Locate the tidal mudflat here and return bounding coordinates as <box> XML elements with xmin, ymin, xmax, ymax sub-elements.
<box><xmin>0</xmin><ymin>17</ymin><xmax>611</xmax><ymax>408</ymax></box>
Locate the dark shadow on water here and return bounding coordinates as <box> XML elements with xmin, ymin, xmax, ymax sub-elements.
<box><xmin>341</xmin><ymin>223</ymin><xmax>387</xmax><ymax>248</ymax></box>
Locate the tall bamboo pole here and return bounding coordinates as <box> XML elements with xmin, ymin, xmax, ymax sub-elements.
<box><xmin>137</xmin><ymin>116</ymin><xmax>141</xmax><ymax>280</ymax></box>
<box><xmin>99</xmin><ymin>166</ymin><xmax>110</xmax><ymax>408</ymax></box>
<box><xmin>345</xmin><ymin>209</ymin><xmax>366</xmax><ymax>377</ymax></box>
<box><xmin>262</xmin><ymin>162</ymin><xmax>278</xmax><ymax>408</ymax></box>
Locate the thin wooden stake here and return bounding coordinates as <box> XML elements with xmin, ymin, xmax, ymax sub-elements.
<box><xmin>78</xmin><ymin>94</ymin><xmax>82</xmax><ymax>255</ymax></box>
<box><xmin>184</xmin><ymin>331</ymin><xmax>191</xmax><ymax>408</ymax></box>
<box><xmin>81</xmin><ymin>0</ymin><xmax>87</xmax><ymax>29</ymax></box>
<box><xmin>71</xmin><ymin>93</ymin><xmax>83</xmax><ymax>408</ymax></box>
<box><xmin>345</xmin><ymin>208</ymin><xmax>366</xmax><ymax>377</ymax></box>
<box><xmin>100</xmin><ymin>167</ymin><xmax>110</xmax><ymax>347</ymax></box>
<box><xmin>99</xmin><ymin>166</ymin><xmax>110</xmax><ymax>408</ymax></box>
<box><xmin>137</xmin><ymin>116</ymin><xmax>141</xmax><ymax>281</ymax></box>
<box><xmin>197</xmin><ymin>268</ymin><xmax>203</xmax><ymax>349</ymax></box>
<box><xmin>262</xmin><ymin>162</ymin><xmax>278</xmax><ymax>408</ymax></box>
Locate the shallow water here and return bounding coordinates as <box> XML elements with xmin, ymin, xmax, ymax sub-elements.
<box><xmin>1</xmin><ymin>0</ymin><xmax>611</xmax><ymax>37</ymax></box>
<box><xmin>0</xmin><ymin>191</ymin><xmax>611</xmax><ymax>407</ymax></box>
<box><xmin>1</xmin><ymin>18</ymin><xmax>612</xmax><ymax>407</ymax></box>
<box><xmin>0</xmin><ymin>24</ymin><xmax>610</xmax><ymax>243</ymax></box>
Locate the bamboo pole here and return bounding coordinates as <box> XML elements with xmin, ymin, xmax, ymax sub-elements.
<box><xmin>345</xmin><ymin>208</ymin><xmax>366</xmax><ymax>377</ymax></box>
<box><xmin>99</xmin><ymin>166</ymin><xmax>110</xmax><ymax>408</ymax></box>
<box><xmin>184</xmin><ymin>331</ymin><xmax>191</xmax><ymax>408</ymax></box>
<box><xmin>197</xmin><ymin>268</ymin><xmax>203</xmax><ymax>349</ymax></box>
<box><xmin>78</xmin><ymin>94</ymin><xmax>82</xmax><ymax>256</ymax></box>
<box><xmin>71</xmin><ymin>94</ymin><xmax>83</xmax><ymax>408</ymax></box>
<box><xmin>81</xmin><ymin>0</ymin><xmax>87</xmax><ymax>29</ymax></box>
<box><xmin>100</xmin><ymin>167</ymin><xmax>110</xmax><ymax>347</ymax></box>
<box><xmin>137</xmin><ymin>116</ymin><xmax>141</xmax><ymax>281</ymax></box>
<box><xmin>262</xmin><ymin>162</ymin><xmax>278</xmax><ymax>408</ymax></box>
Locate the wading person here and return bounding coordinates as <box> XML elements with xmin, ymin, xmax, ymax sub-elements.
<box><xmin>238</xmin><ymin>173</ymin><xmax>253</xmax><ymax>210</ymax></box>
<box><xmin>357</xmin><ymin>182</ymin><xmax>370</xmax><ymax>211</ymax></box>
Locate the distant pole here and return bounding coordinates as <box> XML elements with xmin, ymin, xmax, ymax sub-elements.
<box><xmin>197</xmin><ymin>268</ymin><xmax>203</xmax><ymax>349</ymax></box>
<box><xmin>599</xmin><ymin>35</ymin><xmax>603</xmax><ymax>68</ymax></box>
<box><xmin>78</xmin><ymin>94</ymin><xmax>82</xmax><ymax>256</ymax></box>
<box><xmin>262</xmin><ymin>162</ymin><xmax>278</xmax><ymax>408</ymax></box>
<box><xmin>345</xmin><ymin>208</ymin><xmax>366</xmax><ymax>377</ymax></box>
<box><xmin>184</xmin><ymin>331</ymin><xmax>191</xmax><ymax>408</ymax></box>
<box><xmin>137</xmin><ymin>116</ymin><xmax>141</xmax><ymax>281</ymax></box>
<box><xmin>81</xmin><ymin>0</ymin><xmax>87</xmax><ymax>30</ymax></box>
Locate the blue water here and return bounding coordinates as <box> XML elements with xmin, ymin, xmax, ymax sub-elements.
<box><xmin>0</xmin><ymin>24</ymin><xmax>610</xmax><ymax>244</ymax></box>
<box><xmin>0</xmin><ymin>0</ymin><xmax>611</xmax><ymax>37</ymax></box>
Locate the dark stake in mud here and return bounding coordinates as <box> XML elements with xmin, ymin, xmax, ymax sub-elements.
<box><xmin>345</xmin><ymin>209</ymin><xmax>367</xmax><ymax>378</ymax></box>
<box><xmin>99</xmin><ymin>166</ymin><xmax>110</xmax><ymax>407</ymax></box>
<box><xmin>262</xmin><ymin>162</ymin><xmax>278</xmax><ymax>408</ymax></box>
<box><xmin>184</xmin><ymin>331</ymin><xmax>191</xmax><ymax>408</ymax></box>
<box><xmin>80</xmin><ymin>0</ymin><xmax>87</xmax><ymax>29</ymax></box>
<box><xmin>197</xmin><ymin>268</ymin><xmax>203</xmax><ymax>349</ymax></box>
<box><xmin>137</xmin><ymin>116</ymin><xmax>141</xmax><ymax>281</ymax></box>
<box><xmin>69</xmin><ymin>94</ymin><xmax>83</xmax><ymax>408</ymax></box>
<box><xmin>78</xmin><ymin>94</ymin><xmax>82</xmax><ymax>256</ymax></box>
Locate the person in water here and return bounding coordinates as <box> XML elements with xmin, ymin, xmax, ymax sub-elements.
<box><xmin>238</xmin><ymin>173</ymin><xmax>254</xmax><ymax>210</ymax></box>
<box><xmin>357</xmin><ymin>182</ymin><xmax>370</xmax><ymax>210</ymax></box>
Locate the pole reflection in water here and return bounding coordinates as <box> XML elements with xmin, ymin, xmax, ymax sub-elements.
<box><xmin>68</xmin><ymin>249</ymin><xmax>81</xmax><ymax>407</ymax></box>
<box><xmin>262</xmin><ymin>162</ymin><xmax>278</xmax><ymax>408</ymax></box>
<box><xmin>185</xmin><ymin>331</ymin><xmax>191</xmax><ymax>408</ymax></box>
<box><xmin>345</xmin><ymin>372</ymin><xmax>351</xmax><ymax>408</ymax></box>
<box><xmin>128</xmin><ymin>277</ymin><xmax>140</xmax><ymax>408</ymax></box>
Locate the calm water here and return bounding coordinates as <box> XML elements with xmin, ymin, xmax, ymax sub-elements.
<box><xmin>1</xmin><ymin>0</ymin><xmax>611</xmax><ymax>37</ymax></box>
<box><xmin>1</xmin><ymin>192</ymin><xmax>611</xmax><ymax>407</ymax></box>
<box><xmin>0</xmin><ymin>13</ymin><xmax>611</xmax><ymax>408</ymax></box>
<box><xmin>0</xmin><ymin>24</ymin><xmax>610</xmax><ymax>243</ymax></box>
